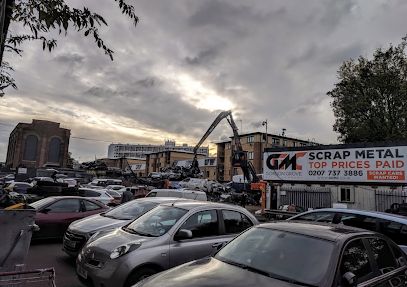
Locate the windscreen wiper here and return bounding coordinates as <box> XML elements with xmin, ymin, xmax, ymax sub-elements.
<box><xmin>220</xmin><ymin>258</ymin><xmax>316</xmax><ymax>287</ymax></box>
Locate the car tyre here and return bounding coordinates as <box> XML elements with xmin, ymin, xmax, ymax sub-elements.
<box><xmin>125</xmin><ymin>267</ymin><xmax>158</xmax><ymax>287</ymax></box>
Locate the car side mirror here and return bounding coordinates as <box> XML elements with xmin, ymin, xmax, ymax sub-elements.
<box><xmin>343</xmin><ymin>272</ymin><xmax>357</xmax><ymax>287</ymax></box>
<box><xmin>174</xmin><ymin>229</ymin><xmax>193</xmax><ymax>241</ymax></box>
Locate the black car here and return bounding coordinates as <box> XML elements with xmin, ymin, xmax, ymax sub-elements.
<box><xmin>134</xmin><ymin>222</ymin><xmax>407</xmax><ymax>287</ymax></box>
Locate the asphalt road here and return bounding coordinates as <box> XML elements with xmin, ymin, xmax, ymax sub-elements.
<box><xmin>26</xmin><ymin>240</ymin><xmax>86</xmax><ymax>287</ymax></box>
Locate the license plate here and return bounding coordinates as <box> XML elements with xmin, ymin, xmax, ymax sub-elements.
<box><xmin>64</xmin><ymin>238</ymin><xmax>76</xmax><ymax>248</ymax></box>
<box><xmin>77</xmin><ymin>265</ymin><xmax>88</xmax><ymax>279</ymax></box>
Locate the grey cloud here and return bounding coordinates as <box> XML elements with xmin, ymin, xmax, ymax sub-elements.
<box><xmin>2</xmin><ymin>0</ymin><xmax>407</xmax><ymax>161</ymax></box>
<box><xmin>185</xmin><ymin>46</ymin><xmax>219</xmax><ymax>66</ymax></box>
<box><xmin>53</xmin><ymin>52</ymin><xmax>85</xmax><ymax>65</ymax></box>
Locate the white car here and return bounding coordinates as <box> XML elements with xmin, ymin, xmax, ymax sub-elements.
<box><xmin>78</xmin><ymin>188</ymin><xmax>116</xmax><ymax>205</ymax></box>
<box><xmin>105</xmin><ymin>185</ymin><xmax>125</xmax><ymax>192</ymax></box>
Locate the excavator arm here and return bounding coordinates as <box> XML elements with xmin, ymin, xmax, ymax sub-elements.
<box><xmin>191</xmin><ymin>110</ymin><xmax>259</xmax><ymax>184</ymax></box>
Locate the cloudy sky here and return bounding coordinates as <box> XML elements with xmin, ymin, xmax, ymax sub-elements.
<box><xmin>1</xmin><ymin>0</ymin><xmax>407</xmax><ymax>162</ymax></box>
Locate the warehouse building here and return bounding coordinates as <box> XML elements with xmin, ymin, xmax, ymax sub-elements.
<box><xmin>6</xmin><ymin>119</ymin><xmax>70</xmax><ymax>169</ymax></box>
<box><xmin>108</xmin><ymin>140</ymin><xmax>209</xmax><ymax>159</ymax></box>
<box><xmin>216</xmin><ymin>132</ymin><xmax>317</xmax><ymax>182</ymax></box>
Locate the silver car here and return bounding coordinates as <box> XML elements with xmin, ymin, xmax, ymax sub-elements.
<box><xmin>76</xmin><ymin>200</ymin><xmax>258</xmax><ymax>287</ymax></box>
<box><xmin>288</xmin><ymin>208</ymin><xmax>407</xmax><ymax>254</ymax></box>
<box><xmin>63</xmin><ymin>197</ymin><xmax>187</xmax><ymax>257</ymax></box>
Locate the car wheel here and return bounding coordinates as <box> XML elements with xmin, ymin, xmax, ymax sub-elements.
<box><xmin>125</xmin><ymin>267</ymin><xmax>158</xmax><ymax>287</ymax></box>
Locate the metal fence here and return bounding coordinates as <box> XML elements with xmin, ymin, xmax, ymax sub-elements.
<box><xmin>375</xmin><ymin>190</ymin><xmax>407</xmax><ymax>212</ymax></box>
<box><xmin>279</xmin><ymin>186</ymin><xmax>332</xmax><ymax>209</ymax></box>
<box><xmin>0</xmin><ymin>268</ymin><xmax>55</xmax><ymax>287</ymax></box>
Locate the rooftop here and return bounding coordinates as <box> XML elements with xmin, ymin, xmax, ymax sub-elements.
<box><xmin>214</xmin><ymin>131</ymin><xmax>317</xmax><ymax>144</ymax></box>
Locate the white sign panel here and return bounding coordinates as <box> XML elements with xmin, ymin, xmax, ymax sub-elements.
<box><xmin>263</xmin><ymin>146</ymin><xmax>407</xmax><ymax>184</ymax></box>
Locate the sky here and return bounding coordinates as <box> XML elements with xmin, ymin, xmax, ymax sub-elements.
<box><xmin>1</xmin><ymin>0</ymin><xmax>407</xmax><ymax>162</ymax></box>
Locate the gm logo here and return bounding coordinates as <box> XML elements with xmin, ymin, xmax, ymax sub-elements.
<box><xmin>266</xmin><ymin>152</ymin><xmax>307</xmax><ymax>170</ymax></box>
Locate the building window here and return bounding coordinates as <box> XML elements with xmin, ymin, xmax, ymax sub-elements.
<box><xmin>23</xmin><ymin>135</ymin><xmax>38</xmax><ymax>161</ymax></box>
<box><xmin>272</xmin><ymin>138</ymin><xmax>280</xmax><ymax>145</ymax></box>
<box><xmin>339</xmin><ymin>187</ymin><xmax>354</xmax><ymax>203</ymax></box>
<box><xmin>283</xmin><ymin>140</ymin><xmax>287</xmax><ymax>147</ymax></box>
<box><xmin>48</xmin><ymin>137</ymin><xmax>61</xmax><ymax>163</ymax></box>
<box><xmin>233</xmin><ymin>168</ymin><xmax>238</xmax><ymax>175</ymax></box>
<box><xmin>225</xmin><ymin>143</ymin><xmax>231</xmax><ymax>149</ymax></box>
<box><xmin>247</xmin><ymin>152</ymin><xmax>254</xmax><ymax>160</ymax></box>
<box><xmin>247</xmin><ymin>136</ymin><xmax>254</xmax><ymax>143</ymax></box>
<box><xmin>293</xmin><ymin>142</ymin><xmax>296</xmax><ymax>147</ymax></box>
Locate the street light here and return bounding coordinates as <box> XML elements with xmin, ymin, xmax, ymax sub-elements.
<box><xmin>262</xmin><ymin>120</ymin><xmax>268</xmax><ymax>144</ymax></box>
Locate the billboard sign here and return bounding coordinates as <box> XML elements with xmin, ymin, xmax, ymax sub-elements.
<box><xmin>263</xmin><ymin>145</ymin><xmax>407</xmax><ymax>184</ymax></box>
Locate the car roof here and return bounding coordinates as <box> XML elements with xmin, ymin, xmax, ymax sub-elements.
<box><xmin>160</xmin><ymin>200</ymin><xmax>246</xmax><ymax>211</ymax></box>
<box><xmin>297</xmin><ymin>208</ymin><xmax>407</xmax><ymax>224</ymax></box>
<box><xmin>259</xmin><ymin>221</ymin><xmax>374</xmax><ymax>242</ymax></box>
<box><xmin>150</xmin><ymin>189</ymin><xmax>206</xmax><ymax>194</ymax></box>
<box><xmin>138</xmin><ymin>197</ymin><xmax>189</xmax><ymax>203</ymax></box>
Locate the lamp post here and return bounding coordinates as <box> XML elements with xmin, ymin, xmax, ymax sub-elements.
<box><xmin>262</xmin><ymin>120</ymin><xmax>268</xmax><ymax>146</ymax></box>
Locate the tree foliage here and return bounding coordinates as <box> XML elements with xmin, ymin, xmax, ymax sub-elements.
<box><xmin>0</xmin><ymin>0</ymin><xmax>138</xmax><ymax>93</ymax></box>
<box><xmin>328</xmin><ymin>36</ymin><xmax>407</xmax><ymax>143</ymax></box>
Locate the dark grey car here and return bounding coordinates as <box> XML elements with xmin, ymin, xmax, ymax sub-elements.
<box><xmin>134</xmin><ymin>221</ymin><xmax>407</xmax><ymax>287</ymax></box>
<box><xmin>63</xmin><ymin>197</ymin><xmax>187</xmax><ymax>257</ymax></box>
<box><xmin>76</xmin><ymin>200</ymin><xmax>258</xmax><ymax>287</ymax></box>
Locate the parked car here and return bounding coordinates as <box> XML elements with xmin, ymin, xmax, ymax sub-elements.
<box><xmin>30</xmin><ymin>196</ymin><xmax>108</xmax><ymax>240</ymax></box>
<box><xmin>76</xmin><ymin>200</ymin><xmax>258</xmax><ymax>286</ymax></box>
<box><xmin>0</xmin><ymin>174</ymin><xmax>15</xmax><ymax>185</ymax></box>
<box><xmin>63</xmin><ymin>197</ymin><xmax>187</xmax><ymax>257</ymax></box>
<box><xmin>106</xmin><ymin>185</ymin><xmax>126</xmax><ymax>192</ymax></box>
<box><xmin>288</xmin><ymin>208</ymin><xmax>407</xmax><ymax>254</ymax></box>
<box><xmin>4</xmin><ymin>182</ymin><xmax>33</xmax><ymax>194</ymax></box>
<box><xmin>89</xmin><ymin>178</ymin><xmax>123</xmax><ymax>187</ymax></box>
<box><xmin>118</xmin><ymin>186</ymin><xmax>150</xmax><ymax>198</ymax></box>
<box><xmin>135</xmin><ymin>221</ymin><xmax>407</xmax><ymax>287</ymax></box>
<box><xmin>78</xmin><ymin>188</ymin><xmax>116</xmax><ymax>205</ymax></box>
<box><xmin>145</xmin><ymin>189</ymin><xmax>207</xmax><ymax>201</ymax></box>
<box><xmin>105</xmin><ymin>189</ymin><xmax>122</xmax><ymax>206</ymax></box>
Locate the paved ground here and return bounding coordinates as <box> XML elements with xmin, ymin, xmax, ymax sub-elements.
<box><xmin>26</xmin><ymin>240</ymin><xmax>86</xmax><ymax>287</ymax></box>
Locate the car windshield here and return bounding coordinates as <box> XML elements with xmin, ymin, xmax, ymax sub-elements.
<box><xmin>104</xmin><ymin>201</ymin><xmax>159</xmax><ymax>220</ymax></box>
<box><xmin>125</xmin><ymin>205</ymin><xmax>188</xmax><ymax>237</ymax></box>
<box><xmin>215</xmin><ymin>227</ymin><xmax>334</xmax><ymax>286</ymax></box>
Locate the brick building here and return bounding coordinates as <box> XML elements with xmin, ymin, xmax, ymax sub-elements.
<box><xmin>6</xmin><ymin>120</ymin><xmax>71</xmax><ymax>169</ymax></box>
<box><xmin>146</xmin><ymin>150</ymin><xmax>206</xmax><ymax>175</ymax></box>
<box><xmin>216</xmin><ymin>132</ymin><xmax>318</xmax><ymax>182</ymax></box>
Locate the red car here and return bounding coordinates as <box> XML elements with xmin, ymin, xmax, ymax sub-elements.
<box><xmin>30</xmin><ymin>196</ymin><xmax>108</xmax><ymax>240</ymax></box>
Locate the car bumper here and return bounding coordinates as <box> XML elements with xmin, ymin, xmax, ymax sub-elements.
<box><xmin>76</xmin><ymin>253</ymin><xmax>130</xmax><ymax>287</ymax></box>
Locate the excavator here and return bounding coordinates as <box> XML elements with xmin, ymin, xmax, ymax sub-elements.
<box><xmin>189</xmin><ymin>110</ymin><xmax>267</xmax><ymax>203</ymax></box>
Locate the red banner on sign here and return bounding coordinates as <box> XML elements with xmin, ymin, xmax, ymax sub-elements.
<box><xmin>367</xmin><ymin>170</ymin><xmax>405</xmax><ymax>181</ymax></box>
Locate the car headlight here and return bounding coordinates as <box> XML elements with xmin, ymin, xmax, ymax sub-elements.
<box><xmin>110</xmin><ymin>242</ymin><xmax>141</xmax><ymax>259</ymax></box>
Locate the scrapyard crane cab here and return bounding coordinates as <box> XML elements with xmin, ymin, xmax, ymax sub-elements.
<box><xmin>190</xmin><ymin>110</ymin><xmax>260</xmax><ymax>185</ymax></box>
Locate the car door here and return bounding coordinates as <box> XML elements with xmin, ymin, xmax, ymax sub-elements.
<box><xmin>169</xmin><ymin>209</ymin><xmax>227</xmax><ymax>268</ymax></box>
<box><xmin>361</xmin><ymin>237</ymin><xmax>407</xmax><ymax>287</ymax></box>
<box><xmin>36</xmin><ymin>198</ymin><xmax>82</xmax><ymax>238</ymax></box>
